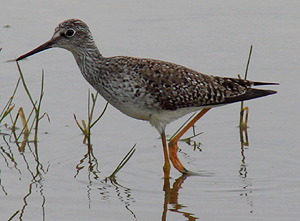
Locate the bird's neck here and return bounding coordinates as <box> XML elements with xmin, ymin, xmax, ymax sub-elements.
<box><xmin>72</xmin><ymin>44</ymin><xmax>104</xmax><ymax>84</ymax></box>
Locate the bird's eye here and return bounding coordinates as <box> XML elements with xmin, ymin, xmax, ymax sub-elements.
<box><xmin>65</xmin><ymin>29</ymin><xmax>75</xmax><ymax>37</ymax></box>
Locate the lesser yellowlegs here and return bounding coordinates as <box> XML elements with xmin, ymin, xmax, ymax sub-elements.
<box><xmin>16</xmin><ymin>19</ymin><xmax>278</xmax><ymax>177</ymax></box>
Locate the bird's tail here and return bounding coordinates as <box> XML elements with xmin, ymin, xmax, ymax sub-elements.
<box><xmin>224</xmin><ymin>88</ymin><xmax>277</xmax><ymax>104</ymax></box>
<box><xmin>251</xmin><ymin>81</ymin><xmax>279</xmax><ymax>86</ymax></box>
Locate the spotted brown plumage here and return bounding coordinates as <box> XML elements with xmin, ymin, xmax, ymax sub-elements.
<box><xmin>16</xmin><ymin>19</ymin><xmax>278</xmax><ymax>177</ymax></box>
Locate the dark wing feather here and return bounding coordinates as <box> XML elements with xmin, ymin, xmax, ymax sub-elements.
<box><xmin>217</xmin><ymin>88</ymin><xmax>277</xmax><ymax>105</ymax></box>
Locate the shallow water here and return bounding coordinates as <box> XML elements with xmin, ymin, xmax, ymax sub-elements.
<box><xmin>0</xmin><ymin>0</ymin><xmax>299</xmax><ymax>220</ymax></box>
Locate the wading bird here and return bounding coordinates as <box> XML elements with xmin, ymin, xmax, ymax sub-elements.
<box><xmin>16</xmin><ymin>19</ymin><xmax>278</xmax><ymax>178</ymax></box>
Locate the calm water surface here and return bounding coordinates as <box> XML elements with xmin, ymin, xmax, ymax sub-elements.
<box><xmin>0</xmin><ymin>1</ymin><xmax>299</xmax><ymax>220</ymax></box>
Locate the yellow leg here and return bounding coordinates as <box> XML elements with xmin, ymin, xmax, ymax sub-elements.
<box><xmin>161</xmin><ymin>131</ymin><xmax>171</xmax><ymax>178</ymax></box>
<box><xmin>168</xmin><ymin>108</ymin><xmax>211</xmax><ymax>173</ymax></box>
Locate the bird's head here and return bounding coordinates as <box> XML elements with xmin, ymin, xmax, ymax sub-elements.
<box><xmin>16</xmin><ymin>19</ymin><xmax>95</xmax><ymax>61</ymax></box>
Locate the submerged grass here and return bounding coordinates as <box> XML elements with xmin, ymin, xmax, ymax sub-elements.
<box><xmin>238</xmin><ymin>45</ymin><xmax>253</xmax><ymax>146</ymax></box>
<box><xmin>0</xmin><ymin>78</ymin><xmax>20</xmax><ymax>125</ymax></box>
<box><xmin>14</xmin><ymin>62</ymin><xmax>49</xmax><ymax>148</ymax></box>
<box><xmin>0</xmin><ymin>62</ymin><xmax>49</xmax><ymax>151</ymax></box>
<box><xmin>1</xmin><ymin>62</ymin><xmax>50</xmax><ymax>219</ymax></box>
<box><xmin>74</xmin><ymin>90</ymin><xmax>108</xmax><ymax>145</ymax></box>
<box><xmin>238</xmin><ymin>45</ymin><xmax>253</xmax><ymax>130</ymax></box>
<box><xmin>106</xmin><ymin>144</ymin><xmax>136</xmax><ymax>180</ymax></box>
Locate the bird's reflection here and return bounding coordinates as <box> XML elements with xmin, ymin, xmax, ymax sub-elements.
<box><xmin>162</xmin><ymin>175</ymin><xmax>199</xmax><ymax>221</ymax></box>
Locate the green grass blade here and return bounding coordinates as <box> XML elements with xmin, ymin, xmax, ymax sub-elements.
<box><xmin>90</xmin><ymin>102</ymin><xmax>108</xmax><ymax>128</ymax></box>
<box><xmin>108</xmin><ymin>144</ymin><xmax>136</xmax><ymax>178</ymax></box>
<box><xmin>16</xmin><ymin>61</ymin><xmax>37</xmax><ymax>111</ymax></box>
<box><xmin>244</xmin><ymin>45</ymin><xmax>253</xmax><ymax>80</ymax></box>
<box><xmin>169</xmin><ymin>112</ymin><xmax>197</xmax><ymax>141</ymax></box>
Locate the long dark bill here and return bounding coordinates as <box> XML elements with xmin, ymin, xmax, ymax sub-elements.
<box><xmin>16</xmin><ymin>37</ymin><xmax>58</xmax><ymax>61</ymax></box>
